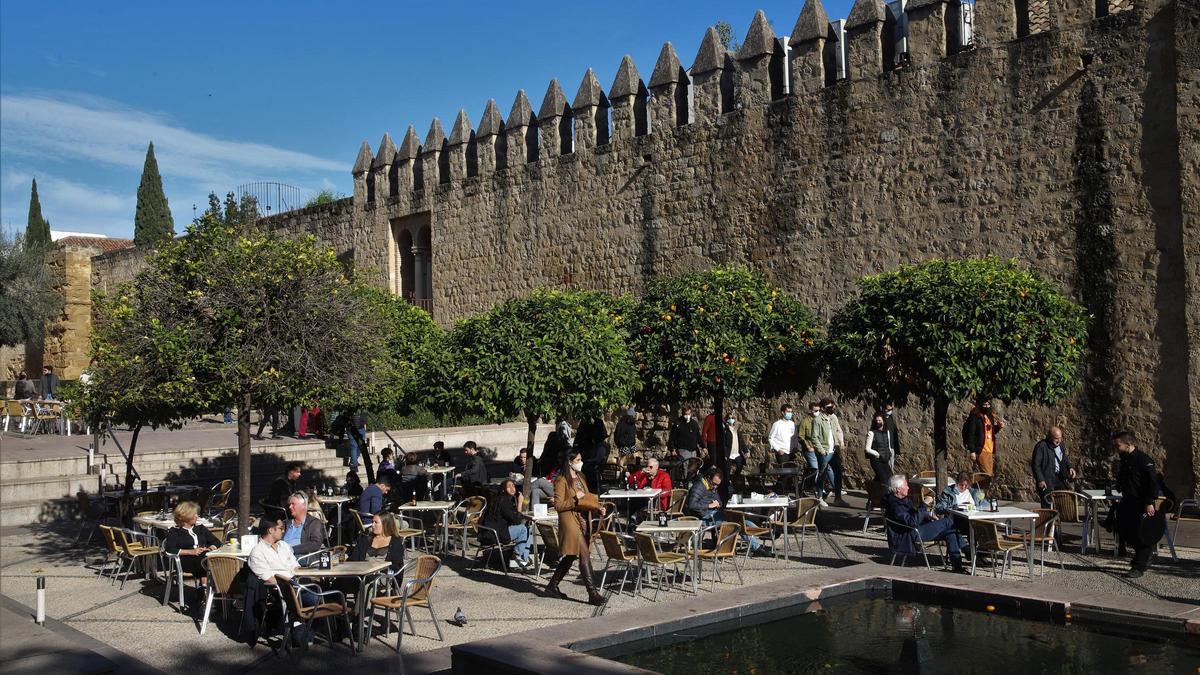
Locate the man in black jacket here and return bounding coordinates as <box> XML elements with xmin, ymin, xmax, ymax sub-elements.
<box><xmin>669</xmin><ymin>407</ymin><xmax>703</xmax><ymax>461</ymax></box>
<box><xmin>267</xmin><ymin>463</ymin><xmax>303</xmax><ymax>514</ymax></box>
<box><xmin>1112</xmin><ymin>431</ymin><xmax>1163</xmax><ymax>578</ymax></box>
<box><xmin>1029</xmin><ymin>426</ymin><xmax>1075</xmax><ymax>506</ymax></box>
<box><xmin>459</xmin><ymin>441</ymin><xmax>489</xmax><ymax>494</ymax></box>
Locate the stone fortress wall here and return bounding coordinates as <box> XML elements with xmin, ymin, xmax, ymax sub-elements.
<box><xmin>84</xmin><ymin>0</ymin><xmax>1197</xmax><ymax>498</ymax></box>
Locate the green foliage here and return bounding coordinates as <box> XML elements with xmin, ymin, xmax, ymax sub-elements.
<box><xmin>631</xmin><ymin>265</ymin><xmax>821</xmax><ymax>404</ymax></box>
<box><xmin>825</xmin><ymin>257</ymin><xmax>1090</xmax><ymax>407</ymax></box>
<box><xmin>199</xmin><ymin>192</ymin><xmax>258</xmax><ymax>228</ymax></box>
<box><xmin>134</xmin><ymin>142</ymin><xmax>175</xmax><ymax>246</ymax></box>
<box><xmin>714</xmin><ymin>20</ymin><xmax>740</xmax><ymax>51</ymax></box>
<box><xmin>434</xmin><ymin>288</ymin><xmax>640</xmax><ymax>424</ymax></box>
<box><xmin>305</xmin><ymin>190</ymin><xmax>343</xmax><ymax>208</ymax></box>
<box><xmin>367</xmin><ymin>406</ymin><xmax>494</xmax><ymax>432</ymax></box>
<box><xmin>0</xmin><ymin>231</ymin><xmax>64</xmax><ymax>347</ymax></box>
<box><xmin>345</xmin><ymin>285</ymin><xmax>446</xmax><ymax>413</ymax></box>
<box><xmin>25</xmin><ymin>179</ymin><xmax>51</xmax><ymax>251</ymax></box>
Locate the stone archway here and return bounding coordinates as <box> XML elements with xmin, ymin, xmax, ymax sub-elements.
<box><xmin>390</xmin><ymin>212</ymin><xmax>433</xmax><ymax>313</ymax></box>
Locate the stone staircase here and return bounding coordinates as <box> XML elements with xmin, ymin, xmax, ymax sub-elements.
<box><xmin>0</xmin><ymin>423</ymin><xmax>547</xmax><ymax>527</ymax></box>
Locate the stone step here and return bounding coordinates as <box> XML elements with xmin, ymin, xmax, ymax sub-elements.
<box><xmin>0</xmin><ymin>474</ymin><xmax>98</xmax><ymax>504</ymax></box>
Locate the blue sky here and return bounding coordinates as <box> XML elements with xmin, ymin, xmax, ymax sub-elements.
<box><xmin>0</xmin><ymin>1</ymin><xmax>854</xmax><ymax>239</ymax></box>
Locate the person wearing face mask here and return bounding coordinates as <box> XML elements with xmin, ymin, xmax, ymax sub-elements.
<box><xmin>669</xmin><ymin>406</ymin><xmax>703</xmax><ymax>462</ymax></box>
<box><xmin>963</xmin><ymin>397</ymin><xmax>1004</xmax><ymax>475</ymax></box>
<box><xmin>546</xmin><ymin>450</ymin><xmax>606</xmax><ymax>605</ymax></box>
<box><xmin>768</xmin><ymin>404</ymin><xmax>796</xmax><ymax>465</ymax></box>
<box><xmin>812</xmin><ymin>398</ymin><xmax>848</xmax><ymax>507</ymax></box>
<box><xmin>864</xmin><ymin>412</ymin><xmax>894</xmax><ymax>484</ymax></box>
<box><xmin>723</xmin><ymin>414</ymin><xmax>747</xmax><ymax>475</ymax></box>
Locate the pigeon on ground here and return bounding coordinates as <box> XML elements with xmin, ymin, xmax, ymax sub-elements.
<box><xmin>453</xmin><ymin>607</ymin><xmax>467</xmax><ymax>626</ymax></box>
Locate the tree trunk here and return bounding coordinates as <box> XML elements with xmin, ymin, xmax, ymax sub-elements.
<box><xmin>121</xmin><ymin>424</ymin><xmax>142</xmax><ymax>526</ymax></box>
<box><xmin>523</xmin><ymin>413</ymin><xmax>537</xmax><ymax>500</ymax></box>
<box><xmin>933</xmin><ymin>394</ymin><xmax>949</xmax><ymax>493</ymax></box>
<box><xmin>714</xmin><ymin>395</ymin><xmax>730</xmax><ymax>501</ymax></box>
<box><xmin>237</xmin><ymin>393</ymin><xmax>252</xmax><ymax>536</ymax></box>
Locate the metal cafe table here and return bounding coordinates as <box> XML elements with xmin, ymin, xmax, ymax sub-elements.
<box><xmin>317</xmin><ymin>495</ymin><xmax>355</xmax><ymax>545</ymax></box>
<box><xmin>634</xmin><ymin>518</ymin><xmax>706</xmax><ymax>594</ymax></box>
<box><xmin>729</xmin><ymin>495</ymin><xmax>795</xmax><ymax>558</ymax></box>
<box><xmin>394</xmin><ymin>500</ymin><xmax>456</xmax><ymax>552</ymax></box>
<box><xmin>1080</xmin><ymin>489</ymin><xmax>1122</xmax><ymax>555</ymax></box>
<box><xmin>600</xmin><ymin>488</ymin><xmax>663</xmax><ymax>525</ymax></box>
<box><xmin>949</xmin><ymin>505</ymin><xmax>1039</xmax><ymax>580</ymax></box>
<box><xmin>296</xmin><ymin>559</ymin><xmax>391</xmax><ymax>653</ymax></box>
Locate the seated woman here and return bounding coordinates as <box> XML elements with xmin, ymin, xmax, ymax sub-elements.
<box><xmin>480</xmin><ymin>479</ymin><xmax>533</xmax><ymax>570</ymax></box>
<box><xmin>350</xmin><ymin>512</ymin><xmax>406</xmax><ymax>572</ymax></box>
<box><xmin>162</xmin><ymin>501</ymin><xmax>222</xmax><ymax>584</ymax></box>
<box><xmin>399</xmin><ymin>453</ymin><xmax>429</xmax><ymax>502</ymax></box>
<box><xmin>305</xmin><ymin>490</ymin><xmax>327</xmax><ymax>523</ymax></box>
<box><xmin>378</xmin><ymin>447</ymin><xmax>396</xmax><ymax>473</ymax></box>
<box><xmin>934</xmin><ymin>471</ymin><xmax>986</xmax><ymax>514</ymax></box>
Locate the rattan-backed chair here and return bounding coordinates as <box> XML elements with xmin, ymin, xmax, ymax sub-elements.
<box><xmin>970</xmin><ymin>520</ymin><xmax>1026</xmax><ymax>578</ymax></box>
<box><xmin>275</xmin><ymin>574</ymin><xmax>352</xmax><ymax>655</ymax></box>
<box><xmin>438</xmin><ymin>497</ymin><xmax>486</xmax><ymax>557</ymax></box>
<box><xmin>1047</xmin><ymin>490</ymin><xmax>1092</xmax><ymax>553</ymax></box>
<box><xmin>534</xmin><ymin>521</ymin><xmax>561</xmax><ymax>579</ymax></box>
<box><xmin>599</xmin><ymin>462</ymin><xmax>624</xmax><ymax>489</ymax></box>
<box><xmin>161</xmin><ymin>550</ymin><xmax>204</xmax><ymax>610</ymax></box>
<box><xmin>474</xmin><ymin>520</ymin><xmax>524</xmax><ymax>575</ymax></box>
<box><xmin>3</xmin><ymin>399</ymin><xmax>32</xmax><ymax>433</ymax></box>
<box><xmin>366</xmin><ymin>554</ymin><xmax>445</xmax><ymax>652</ymax></box>
<box><xmin>75</xmin><ymin>491</ymin><xmax>111</xmax><ymax>546</ymax></box>
<box><xmin>1030</xmin><ymin>508</ymin><xmax>1062</xmax><ymax>573</ymax></box>
<box><xmin>723</xmin><ymin>509</ymin><xmax>771</xmax><ymax>560</ymax></box>
<box><xmin>1171</xmin><ymin>498</ymin><xmax>1198</xmax><ymax>563</ymax></box>
<box><xmin>199</xmin><ymin>554</ymin><xmax>245</xmax><ymax>635</ymax></box>
<box><xmin>970</xmin><ymin>472</ymin><xmax>993</xmax><ymax>492</ymax></box>
<box><xmin>112</xmin><ymin>527</ymin><xmax>160</xmax><ymax>589</ymax></box>
<box><xmin>666</xmin><ymin>489</ymin><xmax>688</xmax><ymax>516</ymax></box>
<box><xmin>95</xmin><ymin>525</ymin><xmax>124</xmax><ymax>582</ymax></box>
<box><xmin>861</xmin><ymin>480</ymin><xmax>888</xmax><ymax>533</ymax></box>
<box><xmin>206</xmin><ymin>479</ymin><xmax>234</xmax><ymax>516</ymax></box>
<box><xmin>697</xmin><ymin>522</ymin><xmax>743</xmax><ymax>592</ymax></box>
<box><xmin>769</xmin><ymin>497</ymin><xmax>822</xmax><ymax>560</ymax></box>
<box><xmin>633</xmin><ymin>532</ymin><xmax>688</xmax><ymax>601</ymax></box>
<box><xmin>597</xmin><ymin>530</ymin><xmax>639</xmax><ymax>598</ymax></box>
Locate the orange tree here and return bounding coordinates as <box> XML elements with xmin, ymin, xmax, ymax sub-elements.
<box><xmin>824</xmin><ymin>257</ymin><xmax>1089</xmax><ymax>490</ymax></box>
<box><xmin>84</xmin><ymin>216</ymin><xmax>390</xmax><ymax>533</ymax></box>
<box><xmin>428</xmin><ymin>288</ymin><xmax>640</xmax><ymax>496</ymax></box>
<box><xmin>630</xmin><ymin>265</ymin><xmax>820</xmax><ymax>494</ymax></box>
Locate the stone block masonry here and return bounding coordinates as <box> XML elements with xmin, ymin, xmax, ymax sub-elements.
<box><xmin>88</xmin><ymin>1</ymin><xmax>1197</xmax><ymax>500</ymax></box>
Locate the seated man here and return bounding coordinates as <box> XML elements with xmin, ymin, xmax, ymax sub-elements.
<box><xmin>267</xmin><ymin>462</ymin><xmax>303</xmax><ymax>514</ymax></box>
<box><xmin>627</xmin><ymin>457</ymin><xmax>673</xmax><ymax>512</ymax></box>
<box><xmin>357</xmin><ymin>475</ymin><xmax>392</xmax><ymax>516</ymax></box>
<box><xmin>884</xmin><ymin>474</ymin><xmax>966</xmax><ymax>573</ymax></box>
<box><xmin>284</xmin><ymin>492</ymin><xmax>326</xmax><ymax>557</ymax></box>
<box><xmin>399</xmin><ymin>453</ymin><xmax>429</xmax><ymax>502</ymax></box>
<box><xmin>248</xmin><ymin>516</ymin><xmax>300</xmax><ymax>584</ymax></box>
<box><xmin>459</xmin><ymin>441</ymin><xmax>489</xmax><ymax>495</ymax></box>
<box><xmin>934</xmin><ymin>471</ymin><xmax>985</xmax><ymax>514</ymax></box>
<box><xmin>685</xmin><ymin>467</ymin><xmax>763</xmax><ymax>554</ymax></box>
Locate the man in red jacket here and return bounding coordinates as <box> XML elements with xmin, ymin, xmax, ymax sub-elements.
<box><xmin>627</xmin><ymin>457</ymin><xmax>673</xmax><ymax>511</ymax></box>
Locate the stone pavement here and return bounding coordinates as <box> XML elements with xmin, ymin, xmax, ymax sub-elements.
<box><xmin>0</xmin><ymin>495</ymin><xmax>1195</xmax><ymax>674</ymax></box>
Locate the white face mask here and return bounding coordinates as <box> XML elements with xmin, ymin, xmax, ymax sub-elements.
<box><xmin>570</xmin><ymin>461</ymin><xmax>583</xmax><ymax>473</ymax></box>
<box><xmin>683</xmin><ymin>415</ymin><xmax>692</xmax><ymax>422</ymax></box>
<box><xmin>783</xmin><ymin>412</ymin><xmax>793</xmax><ymax>420</ymax></box>
<box><xmin>726</xmin><ymin>418</ymin><xmax>735</xmax><ymax>427</ymax></box>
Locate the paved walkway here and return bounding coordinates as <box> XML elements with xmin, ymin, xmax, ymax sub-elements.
<box><xmin>1</xmin><ymin>493</ymin><xmax>1195</xmax><ymax>674</ymax></box>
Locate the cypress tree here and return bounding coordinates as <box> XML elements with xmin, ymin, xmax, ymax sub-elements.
<box><xmin>25</xmin><ymin>179</ymin><xmax>51</xmax><ymax>250</ymax></box>
<box><xmin>134</xmin><ymin>142</ymin><xmax>175</xmax><ymax>246</ymax></box>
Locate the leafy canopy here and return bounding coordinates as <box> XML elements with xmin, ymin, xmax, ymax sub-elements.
<box><xmin>0</xmin><ymin>231</ymin><xmax>64</xmax><ymax>347</ymax></box>
<box><xmin>631</xmin><ymin>265</ymin><xmax>821</xmax><ymax>403</ymax></box>
<box><xmin>346</xmin><ymin>285</ymin><xmax>446</xmax><ymax>413</ymax></box>
<box><xmin>825</xmin><ymin>257</ymin><xmax>1089</xmax><ymax>406</ymax></box>
<box><xmin>436</xmin><ymin>288</ymin><xmax>639</xmax><ymax>423</ymax></box>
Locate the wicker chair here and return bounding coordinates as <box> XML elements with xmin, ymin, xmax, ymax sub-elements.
<box><xmin>112</xmin><ymin>527</ymin><xmax>160</xmax><ymax>590</ymax></box>
<box><xmin>1030</xmin><ymin>508</ymin><xmax>1062</xmax><ymax>573</ymax></box>
<box><xmin>75</xmin><ymin>491</ymin><xmax>111</xmax><ymax>546</ymax></box>
<box><xmin>769</xmin><ymin>497</ymin><xmax>822</xmax><ymax>560</ymax></box>
<box><xmin>1170</xmin><ymin>498</ymin><xmax>1198</xmax><ymax>563</ymax></box>
<box><xmin>199</xmin><ymin>554</ymin><xmax>245</xmax><ymax>635</ymax></box>
<box><xmin>597</xmin><ymin>530</ymin><xmax>639</xmax><ymax>597</ymax></box>
<box><xmin>633</xmin><ymin>532</ymin><xmax>688</xmax><ymax>600</ymax></box>
<box><xmin>666</xmin><ymin>489</ymin><xmax>688</xmax><ymax>516</ymax></box>
<box><xmin>206</xmin><ymin>479</ymin><xmax>234</xmax><ymax>516</ymax></box>
<box><xmin>366</xmin><ymin>554</ymin><xmax>445</xmax><ymax>652</ymax></box>
<box><xmin>697</xmin><ymin>522</ymin><xmax>743</xmax><ymax>591</ymax></box>
<box><xmin>438</xmin><ymin>497</ymin><xmax>486</xmax><ymax>557</ymax></box>
<box><xmin>3</xmin><ymin>399</ymin><xmax>32</xmax><ymax>433</ymax></box>
<box><xmin>723</xmin><ymin>509</ymin><xmax>772</xmax><ymax>560</ymax></box>
<box><xmin>275</xmin><ymin>574</ymin><xmax>352</xmax><ymax>655</ymax></box>
<box><xmin>970</xmin><ymin>472</ymin><xmax>993</xmax><ymax>492</ymax></box>
<box><xmin>860</xmin><ymin>480</ymin><xmax>888</xmax><ymax>533</ymax></box>
<box><xmin>534</xmin><ymin>521</ymin><xmax>561</xmax><ymax>579</ymax></box>
<box><xmin>1047</xmin><ymin>490</ymin><xmax>1092</xmax><ymax>553</ymax></box>
<box><xmin>970</xmin><ymin>520</ymin><xmax>1026</xmax><ymax>578</ymax></box>
<box><xmin>883</xmin><ymin>518</ymin><xmax>942</xmax><ymax>569</ymax></box>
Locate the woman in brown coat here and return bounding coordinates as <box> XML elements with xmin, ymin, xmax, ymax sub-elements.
<box><xmin>546</xmin><ymin>449</ymin><xmax>606</xmax><ymax>605</ymax></box>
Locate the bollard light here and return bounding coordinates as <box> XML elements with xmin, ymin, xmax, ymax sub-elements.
<box><xmin>35</xmin><ymin>576</ymin><xmax>45</xmax><ymax>625</ymax></box>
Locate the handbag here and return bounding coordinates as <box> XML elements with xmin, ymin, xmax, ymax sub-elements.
<box><xmin>577</xmin><ymin>492</ymin><xmax>602</xmax><ymax>513</ymax></box>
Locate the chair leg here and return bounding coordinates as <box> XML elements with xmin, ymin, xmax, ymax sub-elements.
<box><xmin>200</xmin><ymin>586</ymin><xmax>215</xmax><ymax>635</ymax></box>
<box><xmin>427</xmin><ymin>599</ymin><xmax>444</xmax><ymax>641</ymax></box>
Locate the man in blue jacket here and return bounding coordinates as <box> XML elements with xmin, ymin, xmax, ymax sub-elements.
<box><xmin>884</xmin><ymin>475</ymin><xmax>966</xmax><ymax>573</ymax></box>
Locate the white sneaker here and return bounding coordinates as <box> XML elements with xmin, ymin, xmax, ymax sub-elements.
<box><xmin>508</xmin><ymin>558</ymin><xmax>521</xmax><ymax>569</ymax></box>
<box><xmin>818</xmin><ymin>498</ymin><xmax>829</xmax><ymax>508</ymax></box>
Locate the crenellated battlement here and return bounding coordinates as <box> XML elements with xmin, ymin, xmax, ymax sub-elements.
<box><xmin>351</xmin><ymin>0</ymin><xmax>1137</xmax><ymax>203</ymax></box>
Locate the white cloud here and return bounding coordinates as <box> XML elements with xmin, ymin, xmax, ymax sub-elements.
<box><xmin>0</xmin><ymin>169</ymin><xmax>134</xmax><ymax>238</ymax></box>
<box><xmin>0</xmin><ymin>91</ymin><xmax>344</xmax><ymax>186</ymax></box>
